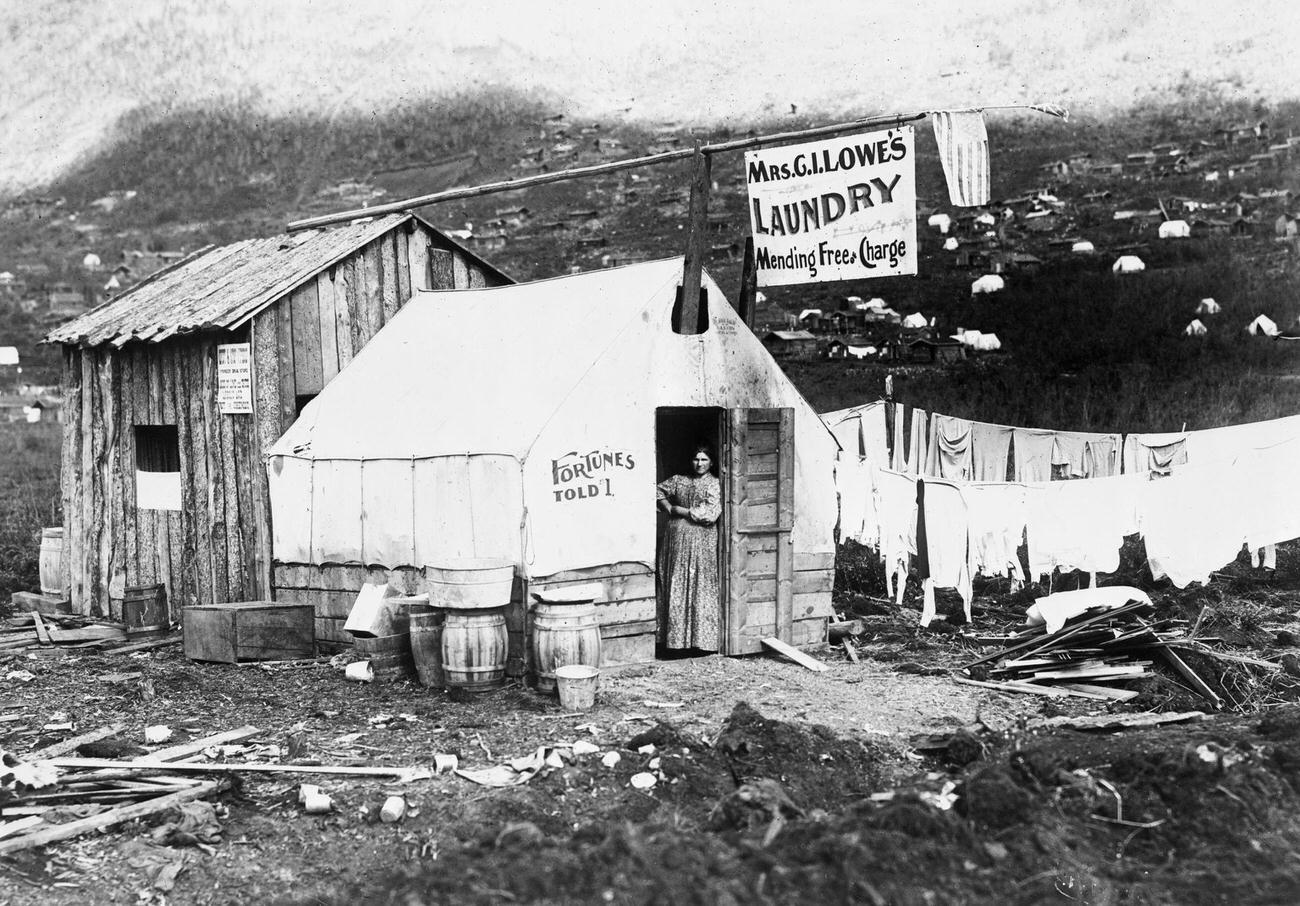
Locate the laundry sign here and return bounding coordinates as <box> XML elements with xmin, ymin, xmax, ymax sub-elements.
<box><xmin>216</xmin><ymin>343</ymin><xmax>252</xmax><ymax>414</ymax></box>
<box><xmin>745</xmin><ymin>126</ymin><xmax>917</xmax><ymax>286</ymax></box>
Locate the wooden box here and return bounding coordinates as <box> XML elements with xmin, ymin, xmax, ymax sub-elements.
<box><xmin>183</xmin><ymin>601</ymin><xmax>315</xmax><ymax>663</ymax></box>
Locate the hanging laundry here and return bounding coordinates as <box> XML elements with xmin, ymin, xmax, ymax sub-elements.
<box><xmin>891</xmin><ymin>405</ymin><xmax>908</xmax><ymax>472</ymax></box>
<box><xmin>858</xmin><ymin>401</ymin><xmax>890</xmax><ymax>468</ymax></box>
<box><xmin>924</xmin><ymin>414</ymin><xmax>973</xmax><ymax>480</ymax></box>
<box><xmin>1240</xmin><ymin>437</ymin><xmax>1300</xmax><ymax>555</ymax></box>
<box><xmin>834</xmin><ymin>452</ymin><xmax>879</xmax><ymax>548</ymax></box>
<box><xmin>1051</xmin><ymin>431</ymin><xmax>1123</xmax><ymax>479</ymax></box>
<box><xmin>918</xmin><ymin>478</ymin><xmax>973</xmax><ymax>625</ymax></box>
<box><xmin>1184</xmin><ymin>414</ymin><xmax>1300</xmax><ymax>468</ymax></box>
<box><xmin>1012</xmin><ymin>428</ymin><xmax>1056</xmax><ymax>482</ymax></box>
<box><xmin>1123</xmin><ymin>432</ymin><xmax>1188</xmax><ymax>476</ymax></box>
<box><xmin>906</xmin><ymin>408</ymin><xmax>930</xmax><ymax>476</ymax></box>
<box><xmin>825</xmin><ymin>411</ymin><xmax>864</xmax><ymax>457</ymax></box>
<box><xmin>1025</xmin><ymin>475</ymin><xmax>1143</xmax><ymax>580</ymax></box>
<box><xmin>1140</xmin><ymin>464</ymin><xmax>1249</xmax><ymax>588</ymax></box>
<box><xmin>970</xmin><ymin>422</ymin><xmax>1013</xmax><ymax>482</ymax></box>
<box><xmin>963</xmin><ymin>482</ymin><xmax>1027</xmax><ymax>582</ymax></box>
<box><xmin>876</xmin><ymin>468</ymin><xmax>918</xmax><ymax>605</ymax></box>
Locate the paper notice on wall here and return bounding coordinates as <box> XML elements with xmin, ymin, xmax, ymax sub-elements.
<box><xmin>136</xmin><ymin>470</ymin><xmax>181</xmax><ymax>511</ymax></box>
<box><xmin>745</xmin><ymin>126</ymin><xmax>917</xmax><ymax>286</ymax></box>
<box><xmin>217</xmin><ymin>343</ymin><xmax>252</xmax><ymax>414</ymax></box>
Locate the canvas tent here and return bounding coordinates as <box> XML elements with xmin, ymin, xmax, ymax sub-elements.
<box><xmin>1071</xmin><ymin>240</ymin><xmax>1096</xmax><ymax>254</ymax></box>
<box><xmin>1112</xmin><ymin>255</ymin><xmax>1146</xmax><ymax>274</ymax></box>
<box><xmin>1158</xmin><ymin>220</ymin><xmax>1191</xmax><ymax>239</ymax></box>
<box><xmin>902</xmin><ymin>312</ymin><xmax>928</xmax><ymax>329</ymax></box>
<box><xmin>1184</xmin><ymin>319</ymin><xmax>1208</xmax><ymax>336</ymax></box>
<box><xmin>1196</xmin><ymin>297</ymin><xmax>1221</xmax><ymax>316</ymax></box>
<box><xmin>1247</xmin><ymin>314</ymin><xmax>1279</xmax><ymax>336</ymax></box>
<box><xmin>971</xmin><ymin>274</ymin><xmax>1005</xmax><ymax>295</ymax></box>
<box><xmin>267</xmin><ymin>258</ymin><xmax>839</xmax><ymax>659</ymax></box>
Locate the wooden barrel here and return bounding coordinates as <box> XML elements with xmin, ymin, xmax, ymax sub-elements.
<box><xmin>38</xmin><ymin>527</ymin><xmax>65</xmax><ymax>597</ymax></box>
<box><xmin>532</xmin><ymin>601</ymin><xmax>602</xmax><ymax>694</ymax></box>
<box><xmin>354</xmin><ymin>633</ymin><xmax>416</xmax><ymax>682</ymax></box>
<box><xmin>409</xmin><ymin>610</ymin><xmax>445</xmax><ymax>690</ymax></box>
<box><xmin>426</xmin><ymin>559</ymin><xmax>515</xmax><ymax>609</ymax></box>
<box><xmin>441</xmin><ymin>608</ymin><xmax>507</xmax><ymax>693</ymax></box>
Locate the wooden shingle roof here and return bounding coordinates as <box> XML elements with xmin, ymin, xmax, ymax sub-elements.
<box><xmin>46</xmin><ymin>213</ymin><xmax>508</xmax><ymax>348</ymax></box>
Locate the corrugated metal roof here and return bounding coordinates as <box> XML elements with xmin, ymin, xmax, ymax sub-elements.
<box><xmin>46</xmin><ymin>213</ymin><xmax>510</xmax><ymax>348</ymax></box>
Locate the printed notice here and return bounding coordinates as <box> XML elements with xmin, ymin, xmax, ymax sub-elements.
<box><xmin>745</xmin><ymin>126</ymin><xmax>918</xmax><ymax>286</ymax></box>
<box><xmin>216</xmin><ymin>343</ymin><xmax>252</xmax><ymax>414</ymax></box>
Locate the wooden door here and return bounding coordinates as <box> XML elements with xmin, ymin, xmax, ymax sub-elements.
<box><xmin>721</xmin><ymin>407</ymin><xmax>795</xmax><ymax>655</ymax></box>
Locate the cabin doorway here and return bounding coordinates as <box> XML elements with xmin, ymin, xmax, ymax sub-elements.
<box><xmin>654</xmin><ymin>407</ymin><xmax>724</xmax><ymax>657</ymax></box>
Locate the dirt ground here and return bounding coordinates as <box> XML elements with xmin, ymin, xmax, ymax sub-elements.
<box><xmin>5</xmin><ymin>552</ymin><xmax>1300</xmax><ymax>905</ymax></box>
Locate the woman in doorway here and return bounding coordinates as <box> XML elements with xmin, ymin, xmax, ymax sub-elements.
<box><xmin>656</xmin><ymin>443</ymin><xmax>722</xmax><ymax>651</ymax></box>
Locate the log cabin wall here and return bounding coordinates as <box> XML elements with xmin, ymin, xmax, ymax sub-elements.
<box><xmin>61</xmin><ymin>218</ymin><xmax>505</xmax><ymax>618</ymax></box>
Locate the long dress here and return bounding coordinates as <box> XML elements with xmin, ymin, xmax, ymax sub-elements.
<box><xmin>656</xmin><ymin>473</ymin><xmax>722</xmax><ymax>650</ymax></box>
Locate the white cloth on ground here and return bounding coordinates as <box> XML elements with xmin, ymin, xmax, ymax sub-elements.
<box><xmin>1025</xmin><ymin>586</ymin><xmax>1153</xmax><ymax>635</ymax></box>
<box><xmin>925</xmin><ymin>414</ymin><xmax>973</xmax><ymax>480</ymax></box>
<box><xmin>970</xmin><ymin>422</ymin><xmax>1013</xmax><ymax>482</ymax></box>
<box><xmin>963</xmin><ymin>482</ymin><xmax>1027</xmax><ymax>581</ymax></box>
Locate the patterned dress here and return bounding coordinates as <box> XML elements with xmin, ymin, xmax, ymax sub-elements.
<box><xmin>656</xmin><ymin>473</ymin><xmax>722</xmax><ymax>650</ymax></box>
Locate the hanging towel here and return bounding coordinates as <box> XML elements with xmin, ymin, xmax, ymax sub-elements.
<box><xmin>919</xmin><ymin>478</ymin><xmax>973</xmax><ymax>625</ymax></box>
<box><xmin>931</xmin><ymin>110</ymin><xmax>990</xmax><ymax>207</ymax></box>
<box><xmin>1185</xmin><ymin>414</ymin><xmax>1300</xmax><ymax>468</ymax></box>
<box><xmin>1025</xmin><ymin>475</ymin><xmax>1143</xmax><ymax>579</ymax></box>
<box><xmin>970</xmin><ymin>422</ymin><xmax>1013</xmax><ymax>482</ymax></box>
<box><xmin>1083</xmin><ymin>435</ymin><xmax>1122</xmax><ymax>478</ymax></box>
<box><xmin>1123</xmin><ymin>432</ymin><xmax>1188</xmax><ymax>476</ymax></box>
<box><xmin>964</xmin><ymin>482</ymin><xmax>1027</xmax><ymax>581</ymax></box>
<box><xmin>1240</xmin><ymin>437</ymin><xmax>1300</xmax><ymax>553</ymax></box>
<box><xmin>906</xmin><ymin>408</ymin><xmax>929</xmax><ymax>476</ymax></box>
<box><xmin>859</xmin><ymin>401</ymin><xmax>890</xmax><ymax>468</ymax></box>
<box><xmin>891</xmin><ymin>405</ymin><xmax>908</xmax><ymax>471</ymax></box>
<box><xmin>925</xmin><ymin>414</ymin><xmax>973</xmax><ymax>479</ymax></box>
<box><xmin>1012</xmin><ymin>428</ymin><xmax>1056</xmax><ymax>482</ymax></box>
<box><xmin>876</xmin><ymin>468</ymin><xmax>918</xmax><ymax>604</ymax></box>
<box><xmin>835</xmin><ymin>452</ymin><xmax>880</xmax><ymax>548</ymax></box>
<box><xmin>1051</xmin><ymin>431</ymin><xmax>1123</xmax><ymax>479</ymax></box>
<box><xmin>1140</xmin><ymin>464</ymin><xmax>1248</xmax><ymax>588</ymax></box>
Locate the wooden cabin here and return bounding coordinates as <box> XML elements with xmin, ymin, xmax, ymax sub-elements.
<box><xmin>45</xmin><ymin>214</ymin><xmax>510</xmax><ymax>620</ymax></box>
<box><xmin>761</xmin><ymin>330</ymin><xmax>821</xmax><ymax>361</ymax></box>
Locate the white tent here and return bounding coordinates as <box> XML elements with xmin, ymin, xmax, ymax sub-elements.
<box><xmin>1247</xmin><ymin>314</ymin><xmax>1279</xmax><ymax>336</ymax></box>
<box><xmin>0</xmin><ymin>346</ymin><xmax>19</xmax><ymax>366</ymax></box>
<box><xmin>1196</xmin><ymin>297</ymin><xmax>1221</xmax><ymax>316</ymax></box>
<box><xmin>952</xmin><ymin>329</ymin><xmax>981</xmax><ymax>347</ymax></box>
<box><xmin>902</xmin><ymin>312</ymin><xmax>928</xmax><ymax>329</ymax></box>
<box><xmin>267</xmin><ymin>259</ymin><xmax>839</xmax><ymax>582</ymax></box>
<box><xmin>975</xmin><ymin>333</ymin><xmax>1002</xmax><ymax>351</ymax></box>
<box><xmin>1158</xmin><ymin>220</ymin><xmax>1191</xmax><ymax>239</ymax></box>
<box><xmin>1184</xmin><ymin>319</ymin><xmax>1208</xmax><ymax>336</ymax></box>
<box><xmin>863</xmin><ymin>297</ymin><xmax>886</xmax><ymax>310</ymax></box>
<box><xmin>927</xmin><ymin>213</ymin><xmax>951</xmax><ymax>234</ymax></box>
<box><xmin>943</xmin><ymin>237</ymin><xmax>959</xmax><ymax>251</ymax></box>
<box><xmin>971</xmin><ymin>274</ymin><xmax>1005</xmax><ymax>295</ymax></box>
<box><xmin>1112</xmin><ymin>255</ymin><xmax>1146</xmax><ymax>274</ymax></box>
<box><xmin>81</xmin><ymin>253</ymin><xmax>102</xmax><ymax>271</ymax></box>
<box><xmin>798</xmin><ymin>308</ymin><xmax>822</xmax><ymax>322</ymax></box>
<box><xmin>1071</xmin><ymin>240</ymin><xmax>1096</xmax><ymax>254</ymax></box>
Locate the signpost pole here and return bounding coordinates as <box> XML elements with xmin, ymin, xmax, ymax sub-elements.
<box><xmin>679</xmin><ymin>144</ymin><xmax>712</xmax><ymax>335</ymax></box>
<box><xmin>736</xmin><ymin>237</ymin><xmax>757</xmax><ymax>331</ymax></box>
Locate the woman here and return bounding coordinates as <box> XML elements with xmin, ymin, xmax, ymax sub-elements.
<box><xmin>656</xmin><ymin>443</ymin><xmax>723</xmax><ymax>651</ymax></box>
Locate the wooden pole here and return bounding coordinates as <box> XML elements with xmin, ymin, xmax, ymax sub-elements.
<box><xmin>286</xmin><ymin>110</ymin><xmax>928</xmax><ymax>232</ymax></box>
<box><xmin>679</xmin><ymin>145</ymin><xmax>712</xmax><ymax>335</ymax></box>
<box><xmin>736</xmin><ymin>236</ymin><xmax>757</xmax><ymax>330</ymax></box>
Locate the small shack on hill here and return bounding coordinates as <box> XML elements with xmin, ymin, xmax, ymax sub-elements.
<box><xmin>761</xmin><ymin>330</ymin><xmax>821</xmax><ymax>361</ymax></box>
<box><xmin>45</xmin><ymin>213</ymin><xmax>510</xmax><ymax>619</ymax></box>
<box><xmin>266</xmin><ymin>259</ymin><xmax>839</xmax><ymax>665</ymax></box>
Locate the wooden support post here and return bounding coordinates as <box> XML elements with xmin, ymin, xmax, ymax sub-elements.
<box><xmin>736</xmin><ymin>236</ymin><xmax>757</xmax><ymax>330</ymax></box>
<box><xmin>679</xmin><ymin>145</ymin><xmax>712</xmax><ymax>335</ymax></box>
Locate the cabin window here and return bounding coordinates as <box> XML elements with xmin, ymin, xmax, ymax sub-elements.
<box><xmin>134</xmin><ymin>425</ymin><xmax>181</xmax><ymax>511</ymax></box>
<box><xmin>671</xmin><ymin>286</ymin><xmax>710</xmax><ymax>335</ymax></box>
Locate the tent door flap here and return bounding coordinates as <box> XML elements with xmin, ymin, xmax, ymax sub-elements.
<box><xmin>722</xmin><ymin>407</ymin><xmax>795</xmax><ymax>656</ymax></box>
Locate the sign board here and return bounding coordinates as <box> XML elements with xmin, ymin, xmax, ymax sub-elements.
<box><xmin>216</xmin><ymin>343</ymin><xmax>252</xmax><ymax>414</ymax></box>
<box><xmin>745</xmin><ymin>126</ymin><xmax>917</xmax><ymax>286</ymax></box>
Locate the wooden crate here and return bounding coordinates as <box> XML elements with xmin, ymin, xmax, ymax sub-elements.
<box><xmin>183</xmin><ymin>601</ymin><xmax>315</xmax><ymax>663</ymax></box>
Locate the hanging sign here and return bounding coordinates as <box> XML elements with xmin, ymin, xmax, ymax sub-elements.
<box><xmin>216</xmin><ymin>343</ymin><xmax>253</xmax><ymax>414</ymax></box>
<box><xmin>745</xmin><ymin>126</ymin><xmax>917</xmax><ymax>286</ymax></box>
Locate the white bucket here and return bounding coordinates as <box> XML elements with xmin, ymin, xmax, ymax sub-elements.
<box><xmin>555</xmin><ymin>664</ymin><xmax>600</xmax><ymax>712</ymax></box>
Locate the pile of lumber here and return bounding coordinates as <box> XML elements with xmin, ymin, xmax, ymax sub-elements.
<box><xmin>0</xmin><ymin>612</ymin><xmax>178</xmax><ymax>655</ymax></box>
<box><xmin>960</xmin><ymin>599</ymin><xmax>1221</xmax><ymax>706</ymax></box>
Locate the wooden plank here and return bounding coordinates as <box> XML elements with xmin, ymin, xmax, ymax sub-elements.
<box><xmin>531</xmin><ymin>572</ymin><xmax>656</xmax><ymax>603</ymax></box>
<box><xmin>795</xmin><ymin>551</ymin><xmax>836</xmax><ymax>572</ymax></box>
<box><xmin>249</xmin><ymin>311</ymin><xmax>280</xmax><ymax>600</ymax></box>
<box><xmin>736</xmin><ymin>236</ymin><xmax>757</xmax><ymax>328</ymax></box>
<box><xmin>128</xmin><ymin>347</ymin><xmax>158</xmax><ymax>589</ymax></box>
<box><xmin>105</xmin><ymin>353</ymin><xmax>126</xmax><ymax>617</ymax></box>
<box><xmin>380</xmin><ymin>232</ymin><xmax>400</xmax><ymax>321</ymax></box>
<box><xmin>148</xmin><ymin>725</ymin><xmax>261</xmax><ymax>762</ymax></box>
<box><xmin>678</xmin><ymin>145</ymin><xmax>711</xmax><ymax>335</ymax></box>
<box><xmin>953</xmin><ymin>677</ymin><xmax>1109</xmax><ymax>701</ymax></box>
<box><xmin>274</xmin><ymin>294</ymin><xmax>297</xmax><ymax>427</ymax></box>
<box><xmin>408</xmin><ymin>227</ymin><xmax>431</xmax><ymax>291</ymax></box>
<box><xmin>0</xmin><ymin>781</ymin><xmax>221</xmax><ymax>856</ymax></box>
<box><xmin>289</xmin><ymin>282</ymin><xmax>323</xmax><ymax>395</ymax></box>
<box><xmin>314</xmin><ymin>616</ymin><xmax>351</xmax><ymax>646</ymax></box>
<box><xmin>725</xmin><ymin>408</ymin><xmax>748</xmax><ymax>656</ymax></box>
<box><xmin>88</xmin><ymin>351</ymin><xmax>110</xmax><ymax>617</ymax></box>
<box><xmin>761</xmin><ymin>636</ymin><xmax>828</xmax><ymax>671</ymax></box>
<box><xmin>599</xmin><ymin>632</ymin><xmax>655</xmax><ymax>669</ymax></box>
<box><xmin>776</xmin><ymin>530</ymin><xmax>794</xmax><ymax>642</ymax></box>
<box><xmin>467</xmin><ymin>265</ymin><xmax>486</xmax><ymax>289</ymax></box>
<box><xmin>594</xmin><ymin>596</ymin><xmax>656</xmax><ymax>626</ymax></box>
<box><xmin>531</xmin><ymin>562</ymin><xmax>653</xmax><ymax>584</ymax></box>
<box><xmin>344</xmin><ymin>255</ymin><xmax>369</xmax><ymax>359</ymax></box>
<box><xmin>31</xmin><ymin>611</ymin><xmax>51</xmax><ymax>644</ymax></box>
<box><xmin>451</xmin><ymin>252</ymin><xmax>469</xmax><ymax>288</ymax></box>
<box><xmin>198</xmin><ymin>343</ymin><xmax>228</xmax><ymax>606</ymax></box>
<box><xmin>334</xmin><ymin>261</ymin><xmax>356</xmax><ymax>368</ymax></box>
<box><xmin>118</xmin><ymin>351</ymin><xmax>139</xmax><ymax>592</ymax></box>
<box><xmin>44</xmin><ymin>758</ymin><xmax>424</xmax><ymax>780</ymax></box>
<box><xmin>778</xmin><ymin>409</ymin><xmax>794</xmax><ymax>531</ymax></box>
<box><xmin>174</xmin><ymin>344</ymin><xmax>204</xmax><ymax>610</ymax></box>
<box><xmin>60</xmin><ymin>347</ymin><xmax>82</xmax><ymax>612</ymax></box>
<box><xmin>394</xmin><ymin>227</ymin><xmax>411</xmax><ymax>302</ymax></box>
<box><xmin>275</xmin><ymin>587</ymin><xmax>355</xmax><ymax>619</ymax></box>
<box><xmin>216</xmin><ymin>345</ymin><xmax>247</xmax><ymax>601</ymax></box>
<box><xmin>361</xmin><ymin>239</ymin><xmax>384</xmax><ymax>339</ymax></box>
<box><xmin>429</xmin><ymin>249</ymin><xmax>455</xmax><ymax>289</ymax></box>
<box><xmin>75</xmin><ymin>351</ymin><xmax>94</xmax><ymax>614</ymax></box>
<box><xmin>316</xmin><ymin>271</ymin><xmax>340</xmax><ymax>384</ymax></box>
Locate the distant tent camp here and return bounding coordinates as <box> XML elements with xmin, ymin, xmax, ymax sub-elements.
<box><xmin>267</xmin><ymin>259</ymin><xmax>840</xmax><ymax>658</ymax></box>
<box><xmin>1184</xmin><ymin>319</ymin><xmax>1208</xmax><ymax>336</ymax></box>
<box><xmin>902</xmin><ymin>312</ymin><xmax>928</xmax><ymax>329</ymax></box>
<box><xmin>971</xmin><ymin>274</ymin><xmax>1005</xmax><ymax>295</ymax></box>
<box><xmin>943</xmin><ymin>237</ymin><xmax>959</xmax><ymax>251</ymax></box>
<box><xmin>1158</xmin><ymin>220</ymin><xmax>1191</xmax><ymax>239</ymax></box>
<box><xmin>927</xmin><ymin>213</ymin><xmax>952</xmax><ymax>234</ymax></box>
<box><xmin>1112</xmin><ymin>255</ymin><xmax>1145</xmax><ymax>274</ymax></box>
<box><xmin>1071</xmin><ymin>240</ymin><xmax>1096</xmax><ymax>254</ymax></box>
<box><xmin>1247</xmin><ymin>314</ymin><xmax>1279</xmax><ymax>336</ymax></box>
<box><xmin>1195</xmin><ymin>298</ymin><xmax>1221</xmax><ymax>316</ymax></box>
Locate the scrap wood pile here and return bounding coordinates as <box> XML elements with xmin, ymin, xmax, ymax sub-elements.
<box><xmin>0</xmin><ymin>611</ymin><xmax>178</xmax><ymax>655</ymax></box>
<box><xmin>960</xmin><ymin>587</ymin><xmax>1226</xmax><ymax>708</ymax></box>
